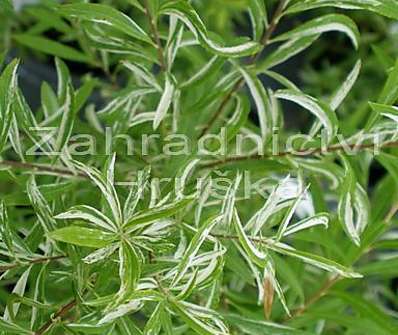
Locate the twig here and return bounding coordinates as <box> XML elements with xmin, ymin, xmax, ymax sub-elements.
<box><xmin>384</xmin><ymin>200</ymin><xmax>398</xmax><ymax>222</ymax></box>
<box><xmin>288</xmin><ymin>276</ymin><xmax>340</xmax><ymax>320</ymax></box>
<box><xmin>0</xmin><ymin>160</ymin><xmax>88</xmax><ymax>179</ymax></box>
<box><xmin>200</xmin><ymin>140</ymin><xmax>398</xmax><ymax>169</ymax></box>
<box><xmin>143</xmin><ymin>0</ymin><xmax>166</xmax><ymax>71</ymax></box>
<box><xmin>0</xmin><ymin>255</ymin><xmax>67</xmax><ymax>272</ymax></box>
<box><xmin>198</xmin><ymin>0</ymin><xmax>288</xmax><ymax>138</ymax></box>
<box><xmin>34</xmin><ymin>298</ymin><xmax>77</xmax><ymax>335</ymax></box>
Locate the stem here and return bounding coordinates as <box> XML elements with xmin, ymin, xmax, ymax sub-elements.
<box><xmin>288</xmin><ymin>276</ymin><xmax>340</xmax><ymax>320</ymax></box>
<box><xmin>0</xmin><ymin>160</ymin><xmax>88</xmax><ymax>179</ymax></box>
<box><xmin>143</xmin><ymin>0</ymin><xmax>166</xmax><ymax>71</ymax></box>
<box><xmin>34</xmin><ymin>299</ymin><xmax>77</xmax><ymax>335</ymax></box>
<box><xmin>200</xmin><ymin>140</ymin><xmax>398</xmax><ymax>169</ymax></box>
<box><xmin>198</xmin><ymin>0</ymin><xmax>287</xmax><ymax>138</ymax></box>
<box><xmin>0</xmin><ymin>255</ymin><xmax>66</xmax><ymax>272</ymax></box>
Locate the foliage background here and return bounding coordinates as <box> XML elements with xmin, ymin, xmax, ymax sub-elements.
<box><xmin>0</xmin><ymin>0</ymin><xmax>398</xmax><ymax>334</ymax></box>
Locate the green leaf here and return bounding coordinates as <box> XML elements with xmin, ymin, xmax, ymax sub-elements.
<box><xmin>233</xmin><ymin>211</ymin><xmax>268</xmax><ymax>267</ymax></box>
<box><xmin>153</xmin><ymin>74</ymin><xmax>175</xmax><ymax>130</ymax></box>
<box><xmin>0</xmin><ymin>59</ymin><xmax>19</xmax><ymax>153</ymax></box>
<box><xmin>248</xmin><ymin>0</ymin><xmax>268</xmax><ymax>41</ymax></box>
<box><xmin>330</xmin><ymin>59</ymin><xmax>362</xmax><ymax>111</ymax></box>
<box><xmin>27</xmin><ymin>176</ymin><xmax>57</xmax><ymax>233</ymax></box>
<box><xmin>0</xmin><ymin>201</ymin><xmax>16</xmax><ymax>258</ymax></box>
<box><xmin>125</xmin><ymin>196</ymin><xmax>194</xmax><ymax>229</ymax></box>
<box><xmin>258</xmin><ymin>35</ymin><xmax>319</xmax><ymax>71</ymax></box>
<box><xmin>116</xmin><ymin>240</ymin><xmax>141</xmax><ymax>302</ymax></box>
<box><xmin>168</xmin><ymin>299</ymin><xmax>228</xmax><ymax>335</ymax></box>
<box><xmin>160</xmin><ymin>0</ymin><xmax>261</xmax><ymax>57</ymax></box>
<box><xmin>49</xmin><ymin>226</ymin><xmax>115</xmax><ymax>248</ymax></box>
<box><xmin>378</xmin><ymin>59</ymin><xmax>398</xmax><ymax>105</ymax></box>
<box><xmin>287</xmin><ymin>0</ymin><xmax>398</xmax><ymax>20</ymax></box>
<box><xmin>239</xmin><ymin>66</ymin><xmax>271</xmax><ymax>140</ymax></box>
<box><xmin>73</xmin><ymin>160</ymin><xmax>123</xmax><ymax>226</ymax></box>
<box><xmin>172</xmin><ymin>215</ymin><xmax>222</xmax><ymax>286</ymax></box>
<box><xmin>54</xmin><ymin>84</ymin><xmax>76</xmax><ymax>153</ymax></box>
<box><xmin>274</xmin><ymin>14</ymin><xmax>360</xmax><ymax>49</ymax></box>
<box><xmin>283</xmin><ymin>213</ymin><xmax>329</xmax><ymax>237</ymax></box>
<box><xmin>14</xmin><ymin>35</ymin><xmax>90</xmax><ymax>63</ymax></box>
<box><xmin>55</xmin><ymin>205</ymin><xmax>117</xmax><ymax>233</ymax></box>
<box><xmin>275</xmin><ymin>89</ymin><xmax>338</xmax><ymax>143</ymax></box>
<box><xmin>337</xmin><ymin>156</ymin><xmax>369</xmax><ymax>246</ymax></box>
<box><xmin>225</xmin><ymin>95</ymin><xmax>250</xmax><ymax>142</ymax></box>
<box><xmin>267</xmin><ymin>241</ymin><xmax>362</xmax><ymax>278</ymax></box>
<box><xmin>59</xmin><ymin>3</ymin><xmax>151</xmax><ymax>43</ymax></box>
<box><xmin>55</xmin><ymin>57</ymin><xmax>72</xmax><ymax>104</ymax></box>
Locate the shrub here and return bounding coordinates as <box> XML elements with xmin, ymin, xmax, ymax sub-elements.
<box><xmin>1</xmin><ymin>0</ymin><xmax>398</xmax><ymax>334</ymax></box>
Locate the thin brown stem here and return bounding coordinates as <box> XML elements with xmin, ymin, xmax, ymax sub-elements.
<box><xmin>0</xmin><ymin>160</ymin><xmax>88</xmax><ymax>179</ymax></box>
<box><xmin>200</xmin><ymin>140</ymin><xmax>398</xmax><ymax>170</ymax></box>
<box><xmin>198</xmin><ymin>0</ymin><xmax>288</xmax><ymax>138</ymax></box>
<box><xmin>0</xmin><ymin>255</ymin><xmax>67</xmax><ymax>272</ymax></box>
<box><xmin>34</xmin><ymin>298</ymin><xmax>77</xmax><ymax>335</ymax></box>
<box><xmin>143</xmin><ymin>0</ymin><xmax>166</xmax><ymax>71</ymax></box>
<box><xmin>288</xmin><ymin>276</ymin><xmax>340</xmax><ymax>320</ymax></box>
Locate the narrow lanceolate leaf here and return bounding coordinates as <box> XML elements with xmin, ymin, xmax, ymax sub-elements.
<box><xmin>121</xmin><ymin>61</ymin><xmax>161</xmax><ymax>92</ymax></box>
<box><xmin>83</xmin><ymin>244</ymin><xmax>118</xmax><ymax>264</ymax></box>
<box><xmin>175</xmin><ymin>158</ymin><xmax>201</xmax><ymax>199</ymax></box>
<box><xmin>4</xmin><ymin>266</ymin><xmax>32</xmax><ymax>321</ymax></box>
<box><xmin>0</xmin><ymin>59</ymin><xmax>19</xmax><ymax>153</ymax></box>
<box><xmin>245</xmin><ymin>176</ymin><xmax>290</xmax><ymax>235</ymax></box>
<box><xmin>286</xmin><ymin>0</ymin><xmax>398</xmax><ymax>20</ymax></box>
<box><xmin>160</xmin><ymin>0</ymin><xmax>261</xmax><ymax>57</ymax></box>
<box><xmin>366</xmin><ymin>60</ymin><xmax>398</xmax><ymax>128</ymax></box>
<box><xmin>220</xmin><ymin>174</ymin><xmax>242</xmax><ymax>227</ymax></box>
<box><xmin>49</xmin><ymin>226</ymin><xmax>115</xmax><ymax>248</ymax></box>
<box><xmin>116</xmin><ymin>240</ymin><xmax>141</xmax><ymax>303</ymax></box>
<box><xmin>124</xmin><ymin>167</ymin><xmax>151</xmax><ymax>222</ymax></box>
<box><xmin>234</xmin><ymin>211</ymin><xmax>268</xmax><ymax>267</ymax></box>
<box><xmin>143</xmin><ymin>302</ymin><xmax>163</xmax><ymax>334</ymax></box>
<box><xmin>153</xmin><ymin>75</ymin><xmax>175</xmax><ymax>130</ymax></box>
<box><xmin>0</xmin><ymin>201</ymin><xmax>16</xmax><ymax>257</ymax></box>
<box><xmin>259</xmin><ymin>35</ymin><xmax>319</xmax><ymax>71</ymax></box>
<box><xmin>275</xmin><ymin>187</ymin><xmax>308</xmax><ymax>241</ymax></box>
<box><xmin>99</xmin><ymin>299</ymin><xmax>144</xmax><ymax>325</ymax></box>
<box><xmin>59</xmin><ymin>4</ymin><xmax>151</xmax><ymax>43</ymax></box>
<box><xmin>27</xmin><ymin>176</ymin><xmax>57</xmax><ymax>233</ymax></box>
<box><xmin>275</xmin><ymin>89</ymin><xmax>338</xmax><ymax>143</ymax></box>
<box><xmin>172</xmin><ymin>215</ymin><xmax>223</xmax><ymax>286</ymax></box>
<box><xmin>55</xmin><ymin>57</ymin><xmax>72</xmax><ymax>104</ymax></box>
<box><xmin>125</xmin><ymin>196</ymin><xmax>195</xmax><ymax>229</ymax></box>
<box><xmin>248</xmin><ymin>0</ymin><xmax>268</xmax><ymax>41</ymax></box>
<box><xmin>330</xmin><ymin>60</ymin><xmax>362</xmax><ymax>111</ymax></box>
<box><xmin>338</xmin><ymin>156</ymin><xmax>369</xmax><ymax>245</ymax></box>
<box><xmin>55</xmin><ymin>205</ymin><xmax>117</xmax><ymax>232</ymax></box>
<box><xmin>273</xmin><ymin>14</ymin><xmax>360</xmax><ymax>49</ymax></box>
<box><xmin>225</xmin><ymin>95</ymin><xmax>250</xmax><ymax>142</ymax></box>
<box><xmin>168</xmin><ymin>299</ymin><xmax>229</xmax><ymax>335</ymax></box>
<box><xmin>239</xmin><ymin>67</ymin><xmax>271</xmax><ymax>140</ymax></box>
<box><xmin>14</xmin><ymin>35</ymin><xmax>90</xmax><ymax>63</ymax></box>
<box><xmin>73</xmin><ymin>160</ymin><xmax>123</xmax><ymax>226</ymax></box>
<box><xmin>180</xmin><ymin>56</ymin><xmax>223</xmax><ymax>89</ymax></box>
<box><xmin>267</xmin><ymin>241</ymin><xmax>362</xmax><ymax>278</ymax></box>
<box><xmin>54</xmin><ymin>84</ymin><xmax>75</xmax><ymax>153</ymax></box>
<box><xmin>283</xmin><ymin>213</ymin><xmax>329</xmax><ymax>237</ymax></box>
